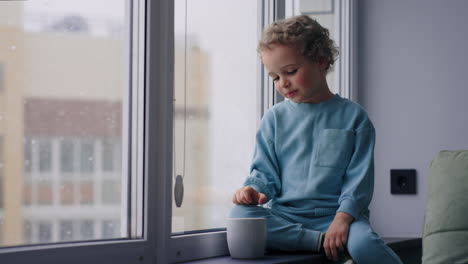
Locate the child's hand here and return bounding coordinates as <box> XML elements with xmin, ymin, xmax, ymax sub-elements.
<box><xmin>323</xmin><ymin>212</ymin><xmax>354</xmax><ymax>261</ymax></box>
<box><xmin>232</xmin><ymin>186</ymin><xmax>267</xmax><ymax>205</ymax></box>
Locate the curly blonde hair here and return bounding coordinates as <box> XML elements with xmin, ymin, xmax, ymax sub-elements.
<box><xmin>258</xmin><ymin>15</ymin><xmax>339</xmax><ymax>72</ymax></box>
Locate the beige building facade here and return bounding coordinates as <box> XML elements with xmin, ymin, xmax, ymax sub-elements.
<box><xmin>0</xmin><ymin>4</ymin><xmax>211</xmax><ymax>246</ymax></box>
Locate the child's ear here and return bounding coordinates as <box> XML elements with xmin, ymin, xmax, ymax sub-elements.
<box><xmin>318</xmin><ymin>57</ymin><xmax>329</xmax><ymax>71</ymax></box>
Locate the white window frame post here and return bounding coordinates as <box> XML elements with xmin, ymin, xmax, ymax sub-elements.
<box><xmin>335</xmin><ymin>0</ymin><xmax>358</xmax><ymax>101</ymax></box>
<box><xmin>259</xmin><ymin>0</ymin><xmax>286</xmax><ymax>121</ymax></box>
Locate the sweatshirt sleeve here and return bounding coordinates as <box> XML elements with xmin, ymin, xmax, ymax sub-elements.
<box><xmin>337</xmin><ymin>119</ymin><xmax>376</xmax><ymax>219</ymax></box>
<box><xmin>243</xmin><ymin>111</ymin><xmax>281</xmax><ymax>201</ymax></box>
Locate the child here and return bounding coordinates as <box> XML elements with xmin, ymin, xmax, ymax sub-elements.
<box><xmin>230</xmin><ymin>15</ymin><xmax>402</xmax><ymax>264</ymax></box>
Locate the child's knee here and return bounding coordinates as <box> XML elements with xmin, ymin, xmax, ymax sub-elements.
<box><xmin>347</xmin><ymin>231</ymin><xmax>378</xmax><ymax>260</ymax></box>
<box><xmin>229</xmin><ymin>204</ymin><xmax>266</xmax><ymax>218</ymax></box>
<box><xmin>229</xmin><ymin>204</ymin><xmax>249</xmax><ymax>218</ymax></box>
<box><xmin>347</xmin><ymin>229</ymin><xmax>400</xmax><ymax>263</ymax></box>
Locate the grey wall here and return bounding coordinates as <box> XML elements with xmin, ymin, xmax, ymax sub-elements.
<box><xmin>358</xmin><ymin>0</ymin><xmax>468</xmax><ymax>237</ymax></box>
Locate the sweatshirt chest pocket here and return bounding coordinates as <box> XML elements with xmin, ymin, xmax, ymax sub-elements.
<box><xmin>314</xmin><ymin>129</ymin><xmax>355</xmax><ymax>169</ymax></box>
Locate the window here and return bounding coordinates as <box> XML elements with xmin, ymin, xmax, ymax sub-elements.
<box><xmin>0</xmin><ymin>137</ymin><xmax>3</xmax><ymax>230</ymax></box>
<box><xmin>80</xmin><ymin>220</ymin><xmax>94</xmax><ymax>240</ymax></box>
<box><xmin>60</xmin><ymin>139</ymin><xmax>74</xmax><ymax>173</ymax></box>
<box><xmin>80</xmin><ymin>139</ymin><xmax>95</xmax><ymax>174</ymax></box>
<box><xmin>0</xmin><ymin>0</ymin><xmax>353</xmax><ymax>262</ymax></box>
<box><xmin>102</xmin><ymin>179</ymin><xmax>121</xmax><ymax>204</ymax></box>
<box><xmin>38</xmin><ymin>139</ymin><xmax>52</xmax><ymax>173</ymax></box>
<box><xmin>0</xmin><ymin>0</ymin><xmax>167</xmax><ymax>263</ymax></box>
<box><xmin>23</xmin><ymin>220</ymin><xmax>32</xmax><ymax>244</ymax></box>
<box><xmin>38</xmin><ymin>221</ymin><xmax>52</xmax><ymax>243</ymax></box>
<box><xmin>101</xmin><ymin>138</ymin><xmax>115</xmax><ymax>172</ymax></box>
<box><xmin>102</xmin><ymin>220</ymin><xmax>121</xmax><ymax>239</ymax></box>
<box><xmin>59</xmin><ymin>220</ymin><xmax>74</xmax><ymax>242</ymax></box>
<box><xmin>0</xmin><ymin>63</ymin><xmax>4</xmax><ymax>92</ymax></box>
<box><xmin>23</xmin><ymin>138</ymin><xmax>32</xmax><ymax>173</ymax></box>
<box><xmin>172</xmin><ymin>0</ymin><xmax>259</xmax><ymax>235</ymax></box>
<box><xmin>0</xmin><ymin>0</ymin><xmax>132</xmax><ymax>246</ymax></box>
<box><xmin>170</xmin><ymin>0</ymin><xmax>356</xmax><ymax>262</ymax></box>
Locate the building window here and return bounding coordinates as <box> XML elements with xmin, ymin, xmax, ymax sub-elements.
<box><xmin>0</xmin><ymin>0</ymin><xmax>140</xmax><ymax>252</ymax></box>
<box><xmin>80</xmin><ymin>139</ymin><xmax>95</xmax><ymax>174</ymax></box>
<box><xmin>23</xmin><ymin>183</ymin><xmax>33</xmax><ymax>206</ymax></box>
<box><xmin>23</xmin><ymin>220</ymin><xmax>32</xmax><ymax>244</ymax></box>
<box><xmin>38</xmin><ymin>139</ymin><xmax>52</xmax><ymax>173</ymax></box>
<box><xmin>172</xmin><ymin>0</ymin><xmax>259</xmax><ymax>235</ymax></box>
<box><xmin>59</xmin><ymin>182</ymin><xmax>74</xmax><ymax>205</ymax></box>
<box><xmin>0</xmin><ymin>63</ymin><xmax>4</xmax><ymax>92</ymax></box>
<box><xmin>79</xmin><ymin>181</ymin><xmax>94</xmax><ymax>205</ymax></box>
<box><xmin>0</xmin><ymin>136</ymin><xmax>3</xmax><ymax>209</ymax></box>
<box><xmin>38</xmin><ymin>221</ymin><xmax>52</xmax><ymax>243</ymax></box>
<box><xmin>60</xmin><ymin>139</ymin><xmax>74</xmax><ymax>173</ymax></box>
<box><xmin>101</xmin><ymin>220</ymin><xmax>120</xmax><ymax>239</ymax></box>
<box><xmin>24</xmin><ymin>137</ymin><xmax>33</xmax><ymax>173</ymax></box>
<box><xmin>37</xmin><ymin>181</ymin><xmax>53</xmax><ymax>205</ymax></box>
<box><xmin>101</xmin><ymin>179</ymin><xmax>120</xmax><ymax>204</ymax></box>
<box><xmin>101</xmin><ymin>138</ymin><xmax>115</xmax><ymax>172</ymax></box>
<box><xmin>79</xmin><ymin>220</ymin><xmax>94</xmax><ymax>240</ymax></box>
<box><xmin>59</xmin><ymin>220</ymin><xmax>74</xmax><ymax>242</ymax></box>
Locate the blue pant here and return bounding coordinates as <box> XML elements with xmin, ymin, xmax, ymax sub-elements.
<box><xmin>229</xmin><ymin>205</ymin><xmax>402</xmax><ymax>264</ymax></box>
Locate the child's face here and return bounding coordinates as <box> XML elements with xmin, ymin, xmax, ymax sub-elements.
<box><xmin>262</xmin><ymin>44</ymin><xmax>328</xmax><ymax>103</ymax></box>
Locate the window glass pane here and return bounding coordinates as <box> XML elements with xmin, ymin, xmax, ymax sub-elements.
<box><xmin>59</xmin><ymin>220</ymin><xmax>74</xmax><ymax>241</ymax></box>
<box><xmin>23</xmin><ymin>220</ymin><xmax>32</xmax><ymax>244</ymax></box>
<box><xmin>0</xmin><ymin>63</ymin><xmax>5</xmax><ymax>92</ymax></box>
<box><xmin>79</xmin><ymin>181</ymin><xmax>94</xmax><ymax>204</ymax></box>
<box><xmin>102</xmin><ymin>179</ymin><xmax>120</xmax><ymax>204</ymax></box>
<box><xmin>102</xmin><ymin>138</ymin><xmax>115</xmax><ymax>172</ymax></box>
<box><xmin>23</xmin><ymin>183</ymin><xmax>33</xmax><ymax>206</ymax></box>
<box><xmin>80</xmin><ymin>139</ymin><xmax>95</xmax><ymax>174</ymax></box>
<box><xmin>0</xmin><ymin>137</ymin><xmax>3</xmax><ymax>244</ymax></box>
<box><xmin>80</xmin><ymin>220</ymin><xmax>94</xmax><ymax>240</ymax></box>
<box><xmin>38</xmin><ymin>139</ymin><xmax>52</xmax><ymax>172</ymax></box>
<box><xmin>102</xmin><ymin>220</ymin><xmax>120</xmax><ymax>239</ymax></box>
<box><xmin>60</xmin><ymin>139</ymin><xmax>75</xmax><ymax>173</ymax></box>
<box><xmin>60</xmin><ymin>181</ymin><xmax>75</xmax><ymax>205</ymax></box>
<box><xmin>23</xmin><ymin>137</ymin><xmax>32</xmax><ymax>173</ymax></box>
<box><xmin>38</xmin><ymin>221</ymin><xmax>52</xmax><ymax>243</ymax></box>
<box><xmin>37</xmin><ymin>181</ymin><xmax>53</xmax><ymax>205</ymax></box>
<box><xmin>0</xmin><ymin>137</ymin><xmax>3</xmax><ymax>210</ymax></box>
<box><xmin>173</xmin><ymin>0</ymin><xmax>259</xmax><ymax>233</ymax></box>
<box><xmin>0</xmin><ymin>0</ymin><xmax>132</xmax><ymax>247</ymax></box>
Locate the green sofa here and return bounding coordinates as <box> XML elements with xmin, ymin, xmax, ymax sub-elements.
<box><xmin>423</xmin><ymin>150</ymin><xmax>468</xmax><ymax>264</ymax></box>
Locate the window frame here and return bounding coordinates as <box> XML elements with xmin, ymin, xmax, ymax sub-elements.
<box><xmin>0</xmin><ymin>0</ymin><xmax>173</xmax><ymax>263</ymax></box>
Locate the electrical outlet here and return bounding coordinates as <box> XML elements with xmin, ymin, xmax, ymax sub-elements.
<box><xmin>391</xmin><ymin>169</ymin><xmax>417</xmax><ymax>194</ymax></box>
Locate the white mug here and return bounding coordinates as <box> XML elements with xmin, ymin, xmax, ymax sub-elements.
<box><xmin>226</xmin><ymin>218</ymin><xmax>267</xmax><ymax>259</ymax></box>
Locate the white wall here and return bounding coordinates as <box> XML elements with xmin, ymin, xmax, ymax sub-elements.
<box><xmin>358</xmin><ymin>0</ymin><xmax>468</xmax><ymax>237</ymax></box>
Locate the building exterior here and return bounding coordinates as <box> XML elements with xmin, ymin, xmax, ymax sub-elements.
<box><xmin>0</xmin><ymin>5</ymin><xmax>126</xmax><ymax>246</ymax></box>
<box><xmin>0</xmin><ymin>4</ymin><xmax>211</xmax><ymax>246</ymax></box>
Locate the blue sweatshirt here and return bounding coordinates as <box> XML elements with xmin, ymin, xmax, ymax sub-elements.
<box><xmin>244</xmin><ymin>94</ymin><xmax>375</xmax><ymax>219</ymax></box>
